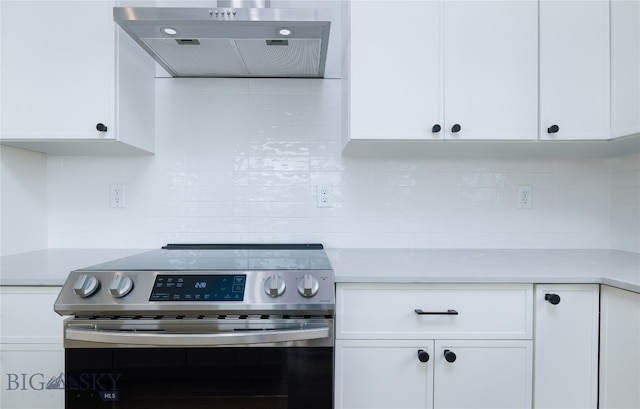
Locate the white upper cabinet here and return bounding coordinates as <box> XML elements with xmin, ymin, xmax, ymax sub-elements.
<box><xmin>611</xmin><ymin>0</ymin><xmax>640</xmax><ymax>139</ymax></box>
<box><xmin>347</xmin><ymin>0</ymin><xmax>538</xmax><ymax>142</ymax></box>
<box><xmin>540</xmin><ymin>0</ymin><xmax>610</xmax><ymax>140</ymax></box>
<box><xmin>0</xmin><ymin>0</ymin><xmax>155</xmax><ymax>155</ymax></box>
<box><xmin>349</xmin><ymin>0</ymin><xmax>443</xmax><ymax>140</ymax></box>
<box><xmin>443</xmin><ymin>0</ymin><xmax>538</xmax><ymax>140</ymax></box>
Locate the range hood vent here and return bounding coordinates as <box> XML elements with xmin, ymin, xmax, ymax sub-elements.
<box><xmin>114</xmin><ymin>1</ymin><xmax>331</xmax><ymax>78</ymax></box>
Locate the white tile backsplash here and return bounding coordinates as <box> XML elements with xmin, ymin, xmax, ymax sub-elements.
<box><xmin>39</xmin><ymin>78</ymin><xmax>640</xmax><ymax>250</ymax></box>
<box><xmin>0</xmin><ymin>146</ymin><xmax>48</xmax><ymax>255</ymax></box>
<box><xmin>610</xmin><ymin>154</ymin><xmax>640</xmax><ymax>252</ymax></box>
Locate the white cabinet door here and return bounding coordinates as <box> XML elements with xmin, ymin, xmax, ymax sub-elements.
<box><xmin>349</xmin><ymin>0</ymin><xmax>443</xmax><ymax>140</ymax></box>
<box><xmin>0</xmin><ymin>0</ymin><xmax>155</xmax><ymax>154</ymax></box>
<box><xmin>599</xmin><ymin>285</ymin><xmax>640</xmax><ymax>409</ymax></box>
<box><xmin>533</xmin><ymin>284</ymin><xmax>599</xmax><ymax>409</ymax></box>
<box><xmin>611</xmin><ymin>0</ymin><xmax>640</xmax><ymax>139</ymax></box>
<box><xmin>1</xmin><ymin>287</ymin><xmax>65</xmax><ymax>409</ymax></box>
<box><xmin>0</xmin><ymin>0</ymin><xmax>115</xmax><ymax>140</ymax></box>
<box><xmin>335</xmin><ymin>340</ymin><xmax>434</xmax><ymax>409</ymax></box>
<box><xmin>443</xmin><ymin>0</ymin><xmax>538</xmax><ymax>140</ymax></box>
<box><xmin>433</xmin><ymin>340</ymin><xmax>533</xmax><ymax>409</ymax></box>
<box><xmin>0</xmin><ymin>346</ymin><xmax>65</xmax><ymax>409</ymax></box>
<box><xmin>539</xmin><ymin>0</ymin><xmax>610</xmax><ymax>140</ymax></box>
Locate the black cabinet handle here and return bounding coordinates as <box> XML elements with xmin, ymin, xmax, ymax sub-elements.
<box><xmin>547</xmin><ymin>124</ymin><xmax>559</xmax><ymax>134</ymax></box>
<box><xmin>415</xmin><ymin>309</ymin><xmax>458</xmax><ymax>315</ymax></box>
<box><xmin>96</xmin><ymin>123</ymin><xmax>108</xmax><ymax>132</ymax></box>
<box><xmin>545</xmin><ymin>293</ymin><xmax>561</xmax><ymax>305</ymax></box>
<box><xmin>432</xmin><ymin>124</ymin><xmax>441</xmax><ymax>133</ymax></box>
<box><xmin>444</xmin><ymin>349</ymin><xmax>457</xmax><ymax>363</ymax></box>
<box><xmin>451</xmin><ymin>124</ymin><xmax>461</xmax><ymax>133</ymax></box>
<box><xmin>417</xmin><ymin>349</ymin><xmax>430</xmax><ymax>363</ymax></box>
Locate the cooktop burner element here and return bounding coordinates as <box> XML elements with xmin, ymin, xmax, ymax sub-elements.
<box><xmin>54</xmin><ymin>244</ymin><xmax>335</xmax><ymax>317</ymax></box>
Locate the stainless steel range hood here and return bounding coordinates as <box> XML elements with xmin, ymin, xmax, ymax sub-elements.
<box><xmin>114</xmin><ymin>1</ymin><xmax>331</xmax><ymax>78</ymax></box>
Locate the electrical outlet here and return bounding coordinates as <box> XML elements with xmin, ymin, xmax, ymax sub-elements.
<box><xmin>517</xmin><ymin>185</ymin><xmax>532</xmax><ymax>209</ymax></box>
<box><xmin>316</xmin><ymin>185</ymin><xmax>332</xmax><ymax>208</ymax></box>
<box><xmin>110</xmin><ymin>184</ymin><xmax>126</xmax><ymax>208</ymax></box>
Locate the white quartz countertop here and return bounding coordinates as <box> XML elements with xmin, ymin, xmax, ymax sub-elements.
<box><xmin>0</xmin><ymin>248</ymin><xmax>149</xmax><ymax>286</ymax></box>
<box><xmin>1</xmin><ymin>248</ymin><xmax>639</xmax><ymax>294</ymax></box>
<box><xmin>326</xmin><ymin>248</ymin><xmax>640</xmax><ymax>293</ymax></box>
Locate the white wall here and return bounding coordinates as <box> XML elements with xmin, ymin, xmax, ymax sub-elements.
<box><xmin>610</xmin><ymin>153</ymin><xmax>640</xmax><ymax>253</ymax></box>
<box><xmin>0</xmin><ymin>145</ymin><xmax>47</xmax><ymax>256</ymax></box>
<box><xmin>42</xmin><ymin>78</ymin><xmax>627</xmax><ymax>250</ymax></box>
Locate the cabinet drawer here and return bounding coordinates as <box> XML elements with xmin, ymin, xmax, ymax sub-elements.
<box><xmin>336</xmin><ymin>284</ymin><xmax>533</xmax><ymax>340</ymax></box>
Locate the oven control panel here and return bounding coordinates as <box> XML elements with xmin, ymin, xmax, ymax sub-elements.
<box><xmin>54</xmin><ymin>269</ymin><xmax>335</xmax><ymax>316</ymax></box>
<box><xmin>149</xmin><ymin>275</ymin><xmax>246</xmax><ymax>301</ymax></box>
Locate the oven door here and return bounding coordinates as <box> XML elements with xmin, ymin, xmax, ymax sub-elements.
<box><xmin>63</xmin><ymin>318</ymin><xmax>334</xmax><ymax>409</ymax></box>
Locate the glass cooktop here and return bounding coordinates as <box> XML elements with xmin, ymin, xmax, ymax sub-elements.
<box><xmin>81</xmin><ymin>244</ymin><xmax>333</xmax><ymax>272</ymax></box>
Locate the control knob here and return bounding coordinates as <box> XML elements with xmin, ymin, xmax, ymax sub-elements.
<box><xmin>264</xmin><ymin>274</ymin><xmax>286</xmax><ymax>297</ymax></box>
<box><xmin>297</xmin><ymin>274</ymin><xmax>319</xmax><ymax>298</ymax></box>
<box><xmin>73</xmin><ymin>274</ymin><xmax>100</xmax><ymax>298</ymax></box>
<box><xmin>109</xmin><ymin>275</ymin><xmax>134</xmax><ymax>298</ymax></box>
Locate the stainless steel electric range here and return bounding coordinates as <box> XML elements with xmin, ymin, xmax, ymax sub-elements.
<box><xmin>54</xmin><ymin>243</ymin><xmax>335</xmax><ymax>409</ymax></box>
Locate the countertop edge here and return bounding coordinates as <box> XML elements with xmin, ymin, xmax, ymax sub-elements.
<box><xmin>2</xmin><ymin>248</ymin><xmax>639</xmax><ymax>294</ymax></box>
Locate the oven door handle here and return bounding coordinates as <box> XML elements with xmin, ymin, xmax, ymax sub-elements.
<box><xmin>65</xmin><ymin>326</ymin><xmax>330</xmax><ymax>347</ymax></box>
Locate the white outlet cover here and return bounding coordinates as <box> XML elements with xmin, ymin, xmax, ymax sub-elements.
<box><xmin>316</xmin><ymin>185</ymin><xmax>332</xmax><ymax>208</ymax></box>
<box><xmin>517</xmin><ymin>185</ymin><xmax>532</xmax><ymax>209</ymax></box>
<box><xmin>110</xmin><ymin>184</ymin><xmax>126</xmax><ymax>208</ymax></box>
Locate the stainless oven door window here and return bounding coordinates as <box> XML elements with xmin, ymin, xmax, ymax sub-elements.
<box><xmin>62</xmin><ymin>318</ymin><xmax>333</xmax><ymax>408</ymax></box>
<box><xmin>64</xmin><ymin>346</ymin><xmax>333</xmax><ymax>409</ymax></box>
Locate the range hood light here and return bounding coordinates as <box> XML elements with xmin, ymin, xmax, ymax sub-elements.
<box><xmin>161</xmin><ymin>27</ymin><xmax>179</xmax><ymax>37</ymax></box>
<box><xmin>277</xmin><ymin>27</ymin><xmax>293</xmax><ymax>37</ymax></box>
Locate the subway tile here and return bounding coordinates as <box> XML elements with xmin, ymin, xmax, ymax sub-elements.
<box><xmin>248</xmin><ymin>171</ymin><xmax>310</xmax><ymax>187</ymax></box>
<box><xmin>248</xmin><ymin>78</ymin><xmax>312</xmax><ymax>95</ymax></box>
<box><xmin>39</xmin><ymin>77</ymin><xmax>639</xmax><ymax>250</ymax></box>
<box><xmin>249</xmin><ymin>217</ymin><xmax>310</xmax><ymax>233</ymax></box>
<box><xmin>248</xmin><ymin>202</ymin><xmax>311</xmax><ymax>218</ymax></box>
<box><xmin>494</xmin><ymin>172</ymin><xmax>555</xmax><ymax>188</ymax></box>
<box><xmin>612</xmin><ymin>169</ymin><xmax>640</xmax><ymax>188</ymax></box>
<box><xmin>248</xmin><ymin>186</ymin><xmax>312</xmax><ymax>202</ymax></box>
<box><xmin>248</xmin><ymin>141</ymin><xmax>309</xmax><ymax>156</ymax></box>
<box><xmin>248</xmin><ymin>124</ymin><xmax>314</xmax><ymax>141</ymax></box>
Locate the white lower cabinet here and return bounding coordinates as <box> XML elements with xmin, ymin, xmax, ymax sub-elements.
<box><xmin>433</xmin><ymin>340</ymin><xmax>532</xmax><ymax>409</ymax></box>
<box><xmin>0</xmin><ymin>345</ymin><xmax>65</xmax><ymax>409</ymax></box>
<box><xmin>335</xmin><ymin>284</ymin><xmax>534</xmax><ymax>409</ymax></box>
<box><xmin>335</xmin><ymin>339</ymin><xmax>532</xmax><ymax>409</ymax></box>
<box><xmin>0</xmin><ymin>287</ymin><xmax>65</xmax><ymax>409</ymax></box>
<box><xmin>533</xmin><ymin>284</ymin><xmax>599</xmax><ymax>409</ymax></box>
<box><xmin>599</xmin><ymin>285</ymin><xmax>640</xmax><ymax>409</ymax></box>
<box><xmin>335</xmin><ymin>340</ymin><xmax>434</xmax><ymax>409</ymax></box>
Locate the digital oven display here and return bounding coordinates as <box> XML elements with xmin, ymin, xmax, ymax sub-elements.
<box><xmin>149</xmin><ymin>275</ymin><xmax>246</xmax><ymax>301</ymax></box>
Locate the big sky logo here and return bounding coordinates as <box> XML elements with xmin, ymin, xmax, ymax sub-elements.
<box><xmin>5</xmin><ymin>372</ymin><xmax>121</xmax><ymax>401</ymax></box>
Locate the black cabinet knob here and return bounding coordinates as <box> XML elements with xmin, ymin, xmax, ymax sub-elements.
<box><xmin>444</xmin><ymin>349</ymin><xmax>456</xmax><ymax>363</ymax></box>
<box><xmin>417</xmin><ymin>349</ymin><xmax>430</xmax><ymax>363</ymax></box>
<box><xmin>451</xmin><ymin>124</ymin><xmax>461</xmax><ymax>133</ymax></box>
<box><xmin>432</xmin><ymin>124</ymin><xmax>441</xmax><ymax>133</ymax></box>
<box><xmin>545</xmin><ymin>293</ymin><xmax>561</xmax><ymax>305</ymax></box>
<box><xmin>547</xmin><ymin>125</ymin><xmax>559</xmax><ymax>134</ymax></box>
<box><xmin>96</xmin><ymin>123</ymin><xmax>108</xmax><ymax>132</ymax></box>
